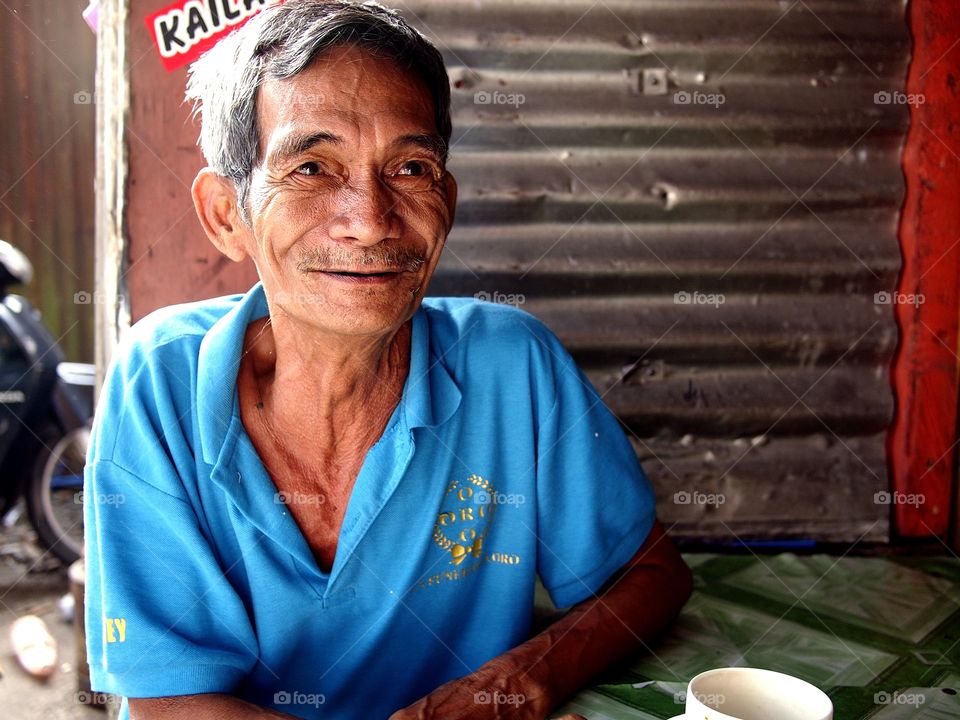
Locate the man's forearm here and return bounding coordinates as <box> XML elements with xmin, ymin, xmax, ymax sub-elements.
<box><xmin>484</xmin><ymin>522</ymin><xmax>693</xmax><ymax>714</ymax></box>
<box><xmin>390</xmin><ymin>521</ymin><xmax>694</xmax><ymax>719</ymax></box>
<box><xmin>129</xmin><ymin>693</ymin><xmax>300</xmax><ymax>720</ymax></box>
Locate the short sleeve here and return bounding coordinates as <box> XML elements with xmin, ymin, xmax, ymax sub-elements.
<box><xmin>84</xmin><ymin>459</ymin><xmax>259</xmax><ymax>697</ymax></box>
<box><xmin>534</xmin><ymin>338</ymin><xmax>657</xmax><ymax>609</ymax></box>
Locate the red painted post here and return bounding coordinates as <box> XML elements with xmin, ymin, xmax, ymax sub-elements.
<box><xmin>890</xmin><ymin>0</ymin><xmax>960</xmax><ymax>537</ymax></box>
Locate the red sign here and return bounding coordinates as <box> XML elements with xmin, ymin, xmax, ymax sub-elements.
<box><xmin>145</xmin><ymin>0</ymin><xmax>284</xmax><ymax>72</ymax></box>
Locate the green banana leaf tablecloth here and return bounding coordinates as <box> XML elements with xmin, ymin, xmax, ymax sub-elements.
<box><xmin>557</xmin><ymin>553</ymin><xmax>960</xmax><ymax>719</ymax></box>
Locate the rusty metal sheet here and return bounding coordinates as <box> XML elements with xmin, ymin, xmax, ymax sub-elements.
<box><xmin>395</xmin><ymin>0</ymin><xmax>911</xmax><ymax>542</ymax></box>
<box><xmin>0</xmin><ymin>0</ymin><xmax>97</xmax><ymax>362</ymax></box>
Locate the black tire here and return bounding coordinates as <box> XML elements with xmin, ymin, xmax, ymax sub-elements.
<box><xmin>25</xmin><ymin>426</ymin><xmax>88</xmax><ymax>565</ymax></box>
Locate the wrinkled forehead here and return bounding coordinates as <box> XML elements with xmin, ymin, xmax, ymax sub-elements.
<box><xmin>255</xmin><ymin>44</ymin><xmax>438</xmax><ymax>162</ymax></box>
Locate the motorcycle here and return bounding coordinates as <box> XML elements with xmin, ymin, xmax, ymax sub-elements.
<box><xmin>0</xmin><ymin>239</ymin><xmax>94</xmax><ymax>566</ymax></box>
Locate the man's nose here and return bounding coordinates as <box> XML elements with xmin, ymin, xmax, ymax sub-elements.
<box><xmin>328</xmin><ymin>173</ymin><xmax>400</xmax><ymax>246</ymax></box>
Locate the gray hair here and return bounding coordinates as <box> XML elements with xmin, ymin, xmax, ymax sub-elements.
<box><xmin>185</xmin><ymin>0</ymin><xmax>452</xmax><ymax>223</ymax></box>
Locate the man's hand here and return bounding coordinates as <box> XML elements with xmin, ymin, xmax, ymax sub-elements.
<box><xmin>390</xmin><ymin>521</ymin><xmax>692</xmax><ymax>720</ymax></box>
<box><xmin>129</xmin><ymin>694</ymin><xmax>299</xmax><ymax>720</ymax></box>
<box><xmin>386</xmin><ymin>653</ymin><xmax>582</xmax><ymax>719</ymax></box>
<box><xmin>386</xmin><ymin>679</ymin><xmax>585</xmax><ymax>720</ymax></box>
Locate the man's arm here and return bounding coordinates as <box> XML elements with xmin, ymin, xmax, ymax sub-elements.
<box><xmin>129</xmin><ymin>523</ymin><xmax>688</xmax><ymax>720</ymax></box>
<box><xmin>129</xmin><ymin>694</ymin><xmax>299</xmax><ymax>720</ymax></box>
<box><xmin>390</xmin><ymin>520</ymin><xmax>693</xmax><ymax>720</ymax></box>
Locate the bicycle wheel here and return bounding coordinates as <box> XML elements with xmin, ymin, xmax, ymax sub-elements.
<box><xmin>26</xmin><ymin>425</ymin><xmax>88</xmax><ymax>565</ymax></box>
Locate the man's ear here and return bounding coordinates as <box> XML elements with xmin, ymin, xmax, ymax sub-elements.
<box><xmin>192</xmin><ymin>168</ymin><xmax>250</xmax><ymax>262</ymax></box>
<box><xmin>443</xmin><ymin>171</ymin><xmax>458</xmax><ymax>231</ymax></box>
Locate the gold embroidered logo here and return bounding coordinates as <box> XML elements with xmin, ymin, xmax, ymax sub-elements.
<box><xmin>433</xmin><ymin>474</ymin><xmax>496</xmax><ymax>566</ymax></box>
<box><xmin>413</xmin><ymin>474</ymin><xmax>522</xmax><ymax>594</ymax></box>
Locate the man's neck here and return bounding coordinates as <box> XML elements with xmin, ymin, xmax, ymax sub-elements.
<box><xmin>241</xmin><ymin>314</ymin><xmax>412</xmax><ymax>445</ymax></box>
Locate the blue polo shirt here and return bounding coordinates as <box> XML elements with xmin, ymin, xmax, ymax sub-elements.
<box><xmin>84</xmin><ymin>282</ymin><xmax>656</xmax><ymax>719</ymax></box>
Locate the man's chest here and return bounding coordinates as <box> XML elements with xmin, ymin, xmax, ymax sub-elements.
<box><xmin>256</xmin><ymin>442</ymin><xmax>361</xmax><ymax>573</ymax></box>
<box><xmin>234</xmin><ymin>361</ymin><xmax>403</xmax><ymax>573</ymax></box>
<box><xmin>214</xmin><ymin>454</ymin><xmax>539</xmax><ymax>720</ymax></box>
<box><xmin>205</xmin><ymin>406</ymin><xmax>541</xmax><ymax>634</ymax></box>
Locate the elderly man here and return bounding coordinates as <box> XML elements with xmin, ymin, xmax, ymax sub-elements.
<box><xmin>84</xmin><ymin>2</ymin><xmax>692</xmax><ymax>719</ymax></box>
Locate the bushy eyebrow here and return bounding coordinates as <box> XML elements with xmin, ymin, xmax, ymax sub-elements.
<box><xmin>393</xmin><ymin>133</ymin><xmax>448</xmax><ymax>162</ymax></box>
<box><xmin>266</xmin><ymin>130</ymin><xmax>342</xmax><ymax>168</ymax></box>
<box><xmin>267</xmin><ymin>130</ymin><xmax>448</xmax><ymax>168</ymax></box>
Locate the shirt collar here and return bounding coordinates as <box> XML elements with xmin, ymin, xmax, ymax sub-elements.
<box><xmin>196</xmin><ymin>282</ymin><xmax>461</xmax><ymax>468</ymax></box>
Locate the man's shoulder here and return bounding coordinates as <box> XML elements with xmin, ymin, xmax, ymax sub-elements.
<box><xmin>422</xmin><ymin>296</ymin><xmax>558</xmax><ymax>348</ymax></box>
<box><xmin>114</xmin><ymin>292</ymin><xmax>246</xmax><ymax>375</ymax></box>
<box><xmin>420</xmin><ymin>296</ymin><xmax>569</xmax><ymax>374</ymax></box>
<box><xmin>94</xmin><ymin>293</ymin><xmax>246</xmax><ymax>469</ymax></box>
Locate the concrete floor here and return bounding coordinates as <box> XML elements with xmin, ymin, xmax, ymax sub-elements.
<box><xmin>0</xmin><ymin>503</ymin><xmax>103</xmax><ymax>720</ymax></box>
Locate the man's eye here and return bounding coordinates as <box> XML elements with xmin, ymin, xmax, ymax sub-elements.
<box><xmin>295</xmin><ymin>162</ymin><xmax>322</xmax><ymax>176</ymax></box>
<box><xmin>397</xmin><ymin>160</ymin><xmax>432</xmax><ymax>177</ymax></box>
<box><xmin>386</xmin><ymin>159</ymin><xmax>441</xmax><ymax>191</ymax></box>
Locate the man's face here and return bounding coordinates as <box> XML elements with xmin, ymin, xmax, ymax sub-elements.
<box><xmin>244</xmin><ymin>44</ymin><xmax>456</xmax><ymax>337</ymax></box>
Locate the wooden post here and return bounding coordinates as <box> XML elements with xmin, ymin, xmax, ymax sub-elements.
<box><xmin>94</xmin><ymin>3</ymin><xmax>127</xmax><ymax>717</ymax></box>
<box><xmin>94</xmin><ymin>0</ymin><xmax>130</xmax><ymax>389</ymax></box>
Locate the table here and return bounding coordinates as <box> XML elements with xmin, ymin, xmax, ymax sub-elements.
<box><xmin>557</xmin><ymin>553</ymin><xmax>960</xmax><ymax>719</ymax></box>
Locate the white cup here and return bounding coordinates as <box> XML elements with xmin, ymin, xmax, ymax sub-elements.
<box><xmin>674</xmin><ymin>667</ymin><xmax>833</xmax><ymax>720</ymax></box>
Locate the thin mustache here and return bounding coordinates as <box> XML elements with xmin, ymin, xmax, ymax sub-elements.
<box><xmin>295</xmin><ymin>247</ymin><xmax>427</xmax><ymax>273</ymax></box>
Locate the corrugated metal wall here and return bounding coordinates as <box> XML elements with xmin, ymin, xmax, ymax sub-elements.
<box><xmin>0</xmin><ymin>0</ymin><xmax>97</xmax><ymax>362</ymax></box>
<box><xmin>394</xmin><ymin>0</ymin><xmax>911</xmax><ymax>542</ymax></box>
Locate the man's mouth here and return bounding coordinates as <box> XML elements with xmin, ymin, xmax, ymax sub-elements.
<box><xmin>310</xmin><ymin>268</ymin><xmax>406</xmax><ymax>285</ymax></box>
<box><xmin>321</xmin><ymin>269</ymin><xmax>402</xmax><ymax>278</ymax></box>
